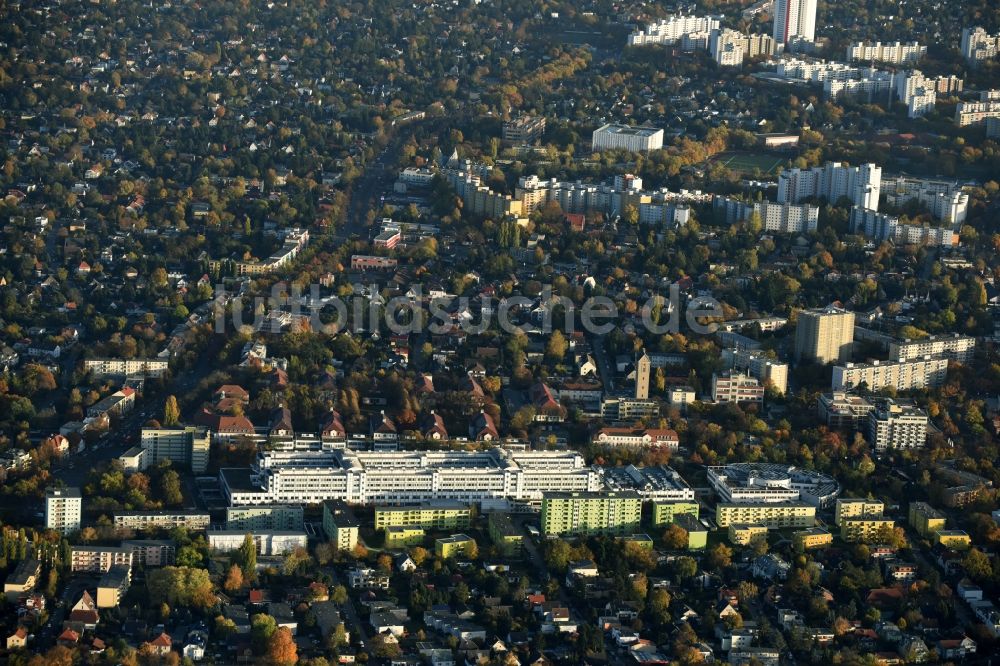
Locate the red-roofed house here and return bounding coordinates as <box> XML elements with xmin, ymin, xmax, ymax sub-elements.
<box><xmin>529</xmin><ymin>382</ymin><xmax>566</xmax><ymax>422</ymax></box>
<box><xmin>146</xmin><ymin>632</ymin><xmax>172</xmax><ymax>656</ymax></box>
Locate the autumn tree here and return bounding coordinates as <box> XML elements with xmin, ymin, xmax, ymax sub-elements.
<box><xmin>163</xmin><ymin>395</ymin><xmax>180</xmax><ymax>426</ymax></box>
<box><xmin>267</xmin><ymin>627</ymin><xmax>297</xmax><ymax>666</ymax></box>
<box><xmin>662</xmin><ymin>524</ymin><xmax>689</xmax><ymax>550</ymax></box>
<box><xmin>238</xmin><ymin>533</ymin><xmax>257</xmax><ymax>582</ymax></box>
<box><xmin>224</xmin><ymin>564</ymin><xmax>244</xmax><ymax>592</ymax></box>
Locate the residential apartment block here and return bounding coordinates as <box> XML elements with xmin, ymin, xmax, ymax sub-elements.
<box><xmin>889</xmin><ymin>334</ymin><xmax>975</xmax><ymax>363</ymax></box>
<box><xmin>46</xmin><ymin>487</ymin><xmax>82</xmax><ymax>533</ymax></box>
<box><xmin>113</xmin><ymin>510</ymin><xmax>211</xmax><ymax>531</ymax></box>
<box><xmin>778</xmin><ymin>162</ymin><xmax>881</xmax><ymax>211</ymax></box>
<box><xmin>207</xmin><ymin>531</ymin><xmax>308</xmax><ymax>556</ymax></box>
<box><xmin>710</xmin><ymin>29</ymin><xmax>775</xmax><ymax>66</ymax></box>
<box><xmin>847</xmin><ymin>41</ymin><xmax>926</xmax><ymax>65</ymax></box>
<box><xmin>955</xmin><ymin>90</ymin><xmax>1000</xmax><ymax>127</ymax></box>
<box><xmin>818</xmin><ymin>392</ymin><xmax>874</xmax><ymax>429</ymax></box>
<box><xmin>835</xmin><ymin>498</ymin><xmax>885</xmax><ymax>526</ymax></box>
<box><xmin>713</xmin><ymin>196</ymin><xmax>819</xmax><ymax>233</ymax></box>
<box><xmin>628</xmin><ymin>15</ymin><xmax>721</xmax><ymax>46</ymax></box>
<box><xmin>773</xmin><ymin>0</ymin><xmax>816</xmax><ymax>45</ymax></box>
<box><xmin>961</xmin><ymin>27</ymin><xmax>1000</xmax><ymax>65</ymax></box>
<box><xmin>715</xmin><ymin>502</ymin><xmax>816</xmax><ymax>529</ymax></box>
<box><xmin>652</xmin><ymin>500</ymin><xmax>700</xmax><ymax>526</ymax></box>
<box><xmin>322</xmin><ymin>500</ymin><xmax>360</xmax><ymax>552</ymax></box>
<box><xmin>832</xmin><ymin>357</ymin><xmax>948</xmax><ymax>392</ymax></box>
<box><xmin>722</xmin><ymin>348</ymin><xmax>789</xmax><ymax>394</ymax></box>
<box><xmin>540</xmin><ymin>491</ymin><xmax>643</xmax><ymax>536</ymax></box>
<box><xmin>795</xmin><ymin>307</ymin><xmax>855</xmax><ymax>365</ymax></box>
<box><xmin>374</xmin><ymin>502</ymin><xmax>473</xmax><ymax>531</ymax></box>
<box><xmin>908</xmin><ymin>501</ymin><xmax>946</xmax><ymax>537</ymax></box>
<box><xmin>868</xmin><ymin>399</ymin><xmax>929</xmax><ymax>451</ymax></box>
<box><xmin>502</xmin><ymin>116</ymin><xmax>546</xmax><ymax>145</ymax></box>
<box><xmin>225</xmin><ymin>505</ymin><xmax>304</xmax><ymax>531</ymax></box>
<box><xmin>83</xmin><ymin>357</ymin><xmax>169</xmax><ymax>379</ymax></box>
<box><xmin>71</xmin><ymin>545</ymin><xmax>134</xmax><ymax>573</ymax></box>
<box><xmin>711</xmin><ymin>371</ymin><xmax>764</xmax><ymax>404</ymax></box>
<box><xmin>139</xmin><ymin>426</ymin><xmax>211</xmax><ymax>474</ymax></box>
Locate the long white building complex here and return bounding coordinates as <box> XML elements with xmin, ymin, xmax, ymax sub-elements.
<box><xmin>849</xmin><ymin>208</ymin><xmax>956</xmax><ymax>247</ymax></box>
<box><xmin>889</xmin><ymin>334</ymin><xmax>975</xmax><ymax>363</ymax></box>
<box><xmin>961</xmin><ymin>27</ymin><xmax>1000</xmax><ymax>65</ymax></box>
<box><xmin>714</xmin><ymin>196</ymin><xmax>819</xmax><ymax>233</ymax></box>
<box><xmin>221</xmin><ymin>448</ymin><xmax>601</xmax><ymax>506</ymax></box>
<box><xmin>832</xmin><ymin>357</ymin><xmax>949</xmax><ymax>392</ymax></box>
<box><xmin>628</xmin><ymin>15</ymin><xmax>721</xmax><ymax>47</ymax></box>
<box><xmin>848</xmin><ymin>41</ymin><xmax>926</xmax><ymax>65</ymax></box>
<box><xmin>778</xmin><ymin>162</ymin><xmax>881</xmax><ymax>211</ymax></box>
<box><xmin>707</xmin><ymin>463</ymin><xmax>840</xmax><ymax>508</ymax></box>
<box><xmin>955</xmin><ymin>90</ymin><xmax>1000</xmax><ymax>127</ymax></box>
<box><xmin>591</xmin><ymin>124</ymin><xmax>664</xmax><ymax>152</ymax></box>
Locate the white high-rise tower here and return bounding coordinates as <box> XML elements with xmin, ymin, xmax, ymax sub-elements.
<box><xmin>773</xmin><ymin>0</ymin><xmax>817</xmax><ymax>45</ymax></box>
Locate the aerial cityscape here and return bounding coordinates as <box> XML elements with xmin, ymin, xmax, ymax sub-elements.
<box><xmin>1</xmin><ymin>0</ymin><xmax>1000</xmax><ymax>664</ymax></box>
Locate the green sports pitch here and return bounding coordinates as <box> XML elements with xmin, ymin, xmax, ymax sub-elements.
<box><xmin>714</xmin><ymin>153</ymin><xmax>787</xmax><ymax>176</ymax></box>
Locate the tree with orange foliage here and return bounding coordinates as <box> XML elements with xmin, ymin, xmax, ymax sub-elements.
<box><xmin>224</xmin><ymin>564</ymin><xmax>245</xmax><ymax>592</ymax></box>
<box><xmin>266</xmin><ymin>627</ymin><xmax>297</xmax><ymax>666</ymax></box>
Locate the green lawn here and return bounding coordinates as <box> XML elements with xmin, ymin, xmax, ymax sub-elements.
<box><xmin>715</xmin><ymin>152</ymin><xmax>788</xmax><ymax>176</ymax></box>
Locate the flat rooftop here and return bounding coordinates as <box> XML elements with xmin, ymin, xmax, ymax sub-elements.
<box><xmin>595</xmin><ymin>123</ymin><xmax>662</xmax><ymax>137</ymax></box>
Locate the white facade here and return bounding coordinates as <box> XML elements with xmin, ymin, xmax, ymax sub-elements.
<box><xmin>722</xmin><ymin>349</ymin><xmax>789</xmax><ymax>394</ymax></box>
<box><xmin>707</xmin><ymin>463</ymin><xmax>840</xmax><ymax>508</ymax></box>
<box><xmin>955</xmin><ymin>92</ymin><xmax>1000</xmax><ymax>127</ymax></box>
<box><xmin>629</xmin><ymin>15</ymin><xmax>721</xmax><ymax>46</ymax></box>
<box><xmin>778</xmin><ymin>162</ymin><xmax>880</xmax><ymax>211</ymax></box>
<box><xmin>773</xmin><ymin>0</ymin><xmax>816</xmax><ymax>45</ymax></box>
<box><xmin>207</xmin><ymin>531</ymin><xmax>308</xmax><ymax>556</ymax></box>
<box><xmin>591</xmin><ymin>124</ymin><xmax>664</xmax><ymax>152</ymax></box>
<box><xmin>889</xmin><ymin>334</ymin><xmax>975</xmax><ymax>363</ymax></box>
<box><xmin>714</xmin><ymin>196</ymin><xmax>819</xmax><ymax>233</ymax></box>
<box><xmin>711</xmin><ymin>372</ymin><xmax>764</xmax><ymax>404</ymax></box>
<box><xmin>46</xmin><ymin>487</ymin><xmax>82</xmax><ymax>533</ymax></box>
<box><xmin>961</xmin><ymin>27</ymin><xmax>1000</xmax><ymax>65</ymax></box>
<box><xmin>222</xmin><ymin>448</ymin><xmax>601</xmax><ymax>506</ymax></box>
<box><xmin>832</xmin><ymin>357</ymin><xmax>949</xmax><ymax>391</ymax></box>
<box><xmin>868</xmin><ymin>400</ymin><xmax>928</xmax><ymax>451</ymax></box>
<box><xmin>849</xmin><ymin>208</ymin><xmax>955</xmax><ymax>247</ymax></box>
<box><xmin>848</xmin><ymin>41</ymin><xmax>926</xmax><ymax>65</ymax></box>
<box><xmin>83</xmin><ymin>357</ymin><xmax>169</xmax><ymax>378</ymax></box>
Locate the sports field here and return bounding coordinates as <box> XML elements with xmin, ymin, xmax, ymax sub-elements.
<box><xmin>714</xmin><ymin>152</ymin><xmax>787</xmax><ymax>176</ymax></box>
